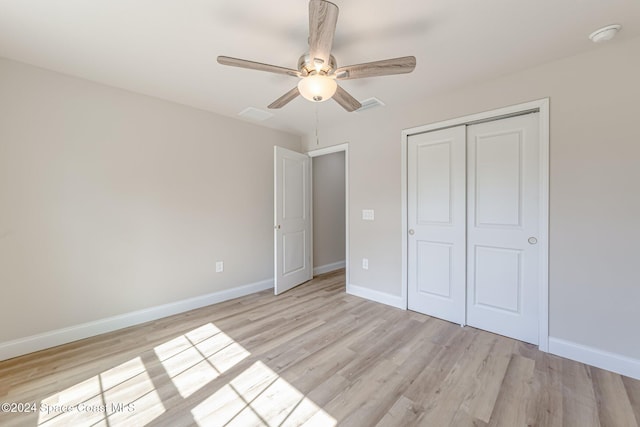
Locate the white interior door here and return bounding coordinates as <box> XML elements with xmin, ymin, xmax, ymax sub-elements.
<box><xmin>466</xmin><ymin>113</ymin><xmax>540</xmax><ymax>344</ymax></box>
<box><xmin>274</xmin><ymin>146</ymin><xmax>312</xmax><ymax>295</ymax></box>
<box><xmin>407</xmin><ymin>126</ymin><xmax>466</xmax><ymax>324</ymax></box>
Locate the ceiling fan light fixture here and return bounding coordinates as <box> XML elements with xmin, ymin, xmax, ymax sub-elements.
<box><xmin>297</xmin><ymin>74</ymin><xmax>337</xmax><ymax>102</ymax></box>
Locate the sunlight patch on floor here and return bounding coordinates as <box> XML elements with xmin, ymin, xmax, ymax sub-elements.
<box><xmin>191</xmin><ymin>361</ymin><xmax>337</xmax><ymax>426</ymax></box>
<box><xmin>37</xmin><ymin>357</ymin><xmax>165</xmax><ymax>426</ymax></box>
<box><xmin>36</xmin><ymin>322</ymin><xmax>334</xmax><ymax>426</ymax></box>
<box><xmin>154</xmin><ymin>322</ymin><xmax>250</xmax><ymax>398</ymax></box>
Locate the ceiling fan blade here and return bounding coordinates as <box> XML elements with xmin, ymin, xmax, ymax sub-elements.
<box><xmin>332</xmin><ymin>85</ymin><xmax>361</xmax><ymax>112</ymax></box>
<box><xmin>268</xmin><ymin>87</ymin><xmax>300</xmax><ymax>109</ymax></box>
<box><xmin>335</xmin><ymin>56</ymin><xmax>416</xmax><ymax>80</ymax></box>
<box><xmin>217</xmin><ymin>56</ymin><xmax>301</xmax><ymax>78</ymax></box>
<box><xmin>308</xmin><ymin>0</ymin><xmax>339</xmax><ymax>67</ymax></box>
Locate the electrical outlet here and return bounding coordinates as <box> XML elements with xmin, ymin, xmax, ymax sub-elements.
<box><xmin>362</xmin><ymin>258</ymin><xmax>369</xmax><ymax>270</ymax></box>
<box><xmin>215</xmin><ymin>261</ymin><xmax>224</xmax><ymax>273</ymax></box>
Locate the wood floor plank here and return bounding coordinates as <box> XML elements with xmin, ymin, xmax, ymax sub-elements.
<box><xmin>487</xmin><ymin>354</ymin><xmax>536</xmax><ymax>427</ymax></box>
<box><xmin>560</xmin><ymin>359</ymin><xmax>601</xmax><ymax>427</ymax></box>
<box><xmin>401</xmin><ymin>325</ymin><xmax>475</xmax><ymax>404</ymax></box>
<box><xmin>321</xmin><ymin>357</ymin><xmax>399</xmax><ymax>425</ymax></box>
<box><xmin>386</xmin><ymin>317</ymin><xmax>442</xmax><ymax>367</ymax></box>
<box><xmin>623</xmin><ymin>376</ymin><xmax>640</xmax><ymax>425</ymax></box>
<box><xmin>453</xmin><ymin>335</ymin><xmax>514</xmax><ymax>425</ymax></box>
<box><xmin>1</xmin><ymin>268</ymin><xmax>639</xmax><ymax>427</ymax></box>
<box><xmin>417</xmin><ymin>329</ymin><xmax>507</xmax><ymax>426</ymax></box>
<box><xmin>591</xmin><ymin>366</ymin><xmax>638</xmax><ymax>427</ymax></box>
<box><xmin>527</xmin><ymin>349</ymin><xmax>565</xmax><ymax>427</ymax></box>
<box><xmin>339</xmin><ymin>321</ymin><xmax>453</xmax><ymax>427</ymax></box>
<box><xmin>375</xmin><ymin>396</ymin><xmax>425</xmax><ymax>427</ymax></box>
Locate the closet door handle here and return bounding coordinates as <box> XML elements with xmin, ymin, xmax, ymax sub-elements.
<box><xmin>408</xmin><ymin>229</ymin><xmax>415</xmax><ymax>235</ymax></box>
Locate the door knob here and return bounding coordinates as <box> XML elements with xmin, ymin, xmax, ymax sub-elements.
<box><xmin>408</xmin><ymin>229</ymin><xmax>415</xmax><ymax>235</ymax></box>
<box><xmin>528</xmin><ymin>237</ymin><xmax>537</xmax><ymax>245</ymax></box>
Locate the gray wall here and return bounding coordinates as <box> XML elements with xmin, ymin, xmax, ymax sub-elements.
<box><xmin>0</xmin><ymin>58</ymin><xmax>302</xmax><ymax>343</ymax></box>
<box><xmin>303</xmin><ymin>36</ymin><xmax>640</xmax><ymax>360</ymax></box>
<box><xmin>312</xmin><ymin>152</ymin><xmax>346</xmax><ymax>269</ymax></box>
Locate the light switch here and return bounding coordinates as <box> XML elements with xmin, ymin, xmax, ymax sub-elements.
<box><xmin>216</xmin><ymin>261</ymin><xmax>224</xmax><ymax>273</ymax></box>
<box><xmin>362</xmin><ymin>209</ymin><xmax>374</xmax><ymax>221</ymax></box>
<box><xmin>362</xmin><ymin>258</ymin><xmax>369</xmax><ymax>270</ymax></box>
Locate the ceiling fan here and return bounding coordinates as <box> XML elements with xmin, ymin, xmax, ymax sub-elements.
<box><xmin>217</xmin><ymin>0</ymin><xmax>416</xmax><ymax>112</ymax></box>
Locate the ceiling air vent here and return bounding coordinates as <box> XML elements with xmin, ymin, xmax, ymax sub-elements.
<box><xmin>238</xmin><ymin>107</ymin><xmax>274</xmax><ymax>121</ymax></box>
<box><xmin>356</xmin><ymin>97</ymin><xmax>385</xmax><ymax>112</ymax></box>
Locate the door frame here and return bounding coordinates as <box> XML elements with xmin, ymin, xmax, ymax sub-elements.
<box><xmin>307</xmin><ymin>143</ymin><xmax>350</xmax><ymax>286</ymax></box>
<box><xmin>401</xmin><ymin>99</ymin><xmax>550</xmax><ymax>351</ymax></box>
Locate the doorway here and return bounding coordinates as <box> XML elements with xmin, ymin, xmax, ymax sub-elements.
<box><xmin>274</xmin><ymin>144</ymin><xmax>349</xmax><ymax>294</ymax></box>
<box><xmin>309</xmin><ymin>143</ymin><xmax>349</xmax><ymax>285</ymax></box>
<box><xmin>312</xmin><ymin>151</ymin><xmax>346</xmax><ymax>276</ymax></box>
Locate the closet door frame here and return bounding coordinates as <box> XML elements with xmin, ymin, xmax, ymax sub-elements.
<box><xmin>401</xmin><ymin>98</ymin><xmax>550</xmax><ymax>351</ymax></box>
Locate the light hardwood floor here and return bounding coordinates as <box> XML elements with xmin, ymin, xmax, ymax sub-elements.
<box><xmin>1</xmin><ymin>269</ymin><xmax>639</xmax><ymax>426</ymax></box>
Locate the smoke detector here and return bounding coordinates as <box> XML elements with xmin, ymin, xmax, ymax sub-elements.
<box><xmin>589</xmin><ymin>24</ymin><xmax>622</xmax><ymax>43</ymax></box>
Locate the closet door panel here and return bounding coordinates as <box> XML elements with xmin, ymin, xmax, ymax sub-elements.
<box><xmin>407</xmin><ymin>126</ymin><xmax>466</xmax><ymax>324</ymax></box>
<box><xmin>466</xmin><ymin>113</ymin><xmax>540</xmax><ymax>344</ymax></box>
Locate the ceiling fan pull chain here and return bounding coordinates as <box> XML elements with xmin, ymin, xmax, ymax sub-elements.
<box><xmin>315</xmin><ymin>105</ymin><xmax>320</xmax><ymax>145</ymax></box>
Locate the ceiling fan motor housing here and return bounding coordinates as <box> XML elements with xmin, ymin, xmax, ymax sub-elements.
<box><xmin>298</xmin><ymin>53</ymin><xmax>337</xmax><ymax>76</ymax></box>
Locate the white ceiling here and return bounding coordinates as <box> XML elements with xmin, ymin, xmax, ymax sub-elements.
<box><xmin>1</xmin><ymin>0</ymin><xmax>639</xmax><ymax>136</ymax></box>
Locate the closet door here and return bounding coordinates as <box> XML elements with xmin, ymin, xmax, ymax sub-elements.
<box><xmin>466</xmin><ymin>113</ymin><xmax>540</xmax><ymax>344</ymax></box>
<box><xmin>407</xmin><ymin>126</ymin><xmax>466</xmax><ymax>324</ymax></box>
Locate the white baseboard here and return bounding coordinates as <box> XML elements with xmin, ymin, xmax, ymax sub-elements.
<box><xmin>346</xmin><ymin>283</ymin><xmax>404</xmax><ymax>309</ymax></box>
<box><xmin>313</xmin><ymin>260</ymin><xmax>346</xmax><ymax>276</ymax></box>
<box><xmin>0</xmin><ymin>279</ymin><xmax>274</xmax><ymax>362</ymax></box>
<box><xmin>549</xmin><ymin>337</ymin><xmax>640</xmax><ymax>380</ymax></box>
